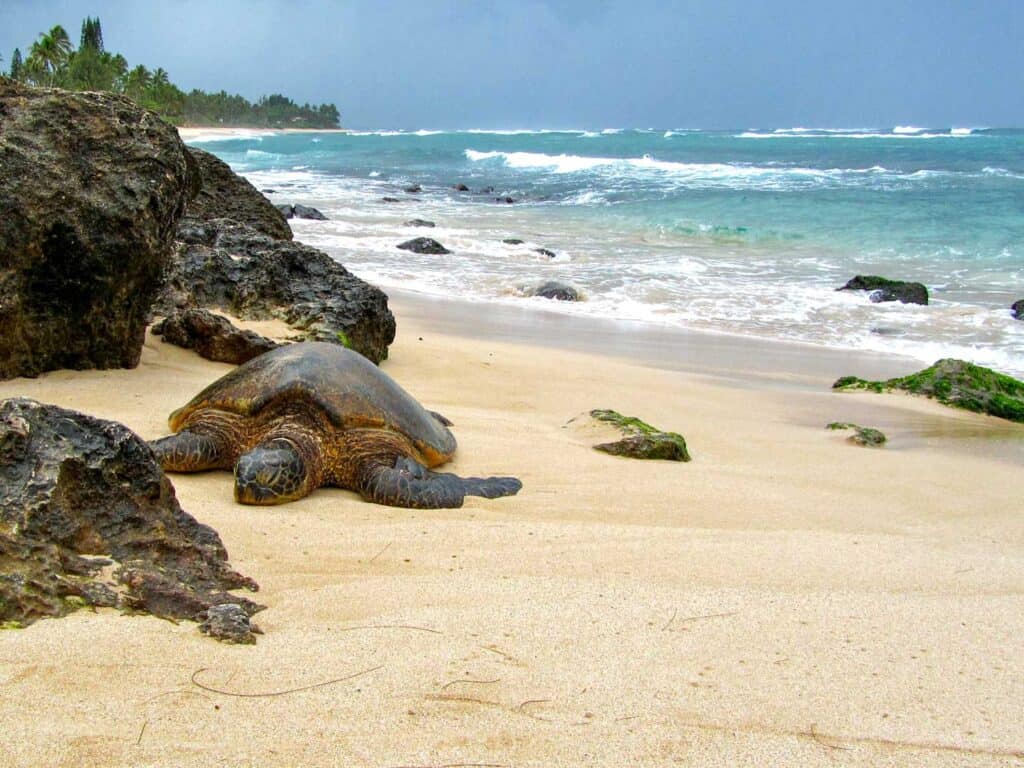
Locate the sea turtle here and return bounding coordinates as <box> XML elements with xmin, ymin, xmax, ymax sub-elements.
<box><xmin>150</xmin><ymin>342</ymin><xmax>522</xmax><ymax>508</ymax></box>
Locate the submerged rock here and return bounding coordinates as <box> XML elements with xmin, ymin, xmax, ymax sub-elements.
<box><xmin>837</xmin><ymin>275</ymin><xmax>929</xmax><ymax>305</ymax></box>
<box><xmin>833</xmin><ymin>358</ymin><xmax>1024</xmax><ymax>423</ymax></box>
<box><xmin>827</xmin><ymin>422</ymin><xmax>887</xmax><ymax>447</ymax></box>
<box><xmin>382</xmin><ymin>196</ymin><xmax>402</xmax><ymax>203</ymax></box>
<box><xmin>531</xmin><ymin>281</ymin><xmax>580</xmax><ymax>301</ymax></box>
<box><xmin>453</xmin><ymin>183</ymin><xmax>470</xmax><ymax>191</ymax></box>
<box><xmin>0</xmin><ymin>398</ymin><xmax>261</xmax><ymax>630</ymax></box>
<box><xmin>152</xmin><ymin>309</ymin><xmax>280</xmax><ymax>365</ymax></box>
<box><xmin>183</xmin><ymin>148</ymin><xmax>291</xmax><ymax>240</ymax></box>
<box><xmin>404</xmin><ymin>219</ymin><xmax>436</xmax><ymax>228</ymax></box>
<box><xmin>405</xmin><ymin>184</ymin><xmax>422</xmax><ymax>194</ymax></box>
<box><xmin>503</xmin><ymin>238</ymin><xmax>525</xmax><ymax>245</ymax></box>
<box><xmin>0</xmin><ymin>80</ymin><xmax>198</xmax><ymax>380</ymax></box>
<box><xmin>276</xmin><ymin>203</ymin><xmax>328</xmax><ymax>221</ymax></box>
<box><xmin>156</xmin><ymin>219</ymin><xmax>395</xmax><ymax>363</ymax></box>
<box><xmin>496</xmin><ymin>196</ymin><xmax>516</xmax><ymax>204</ymax></box>
<box><xmin>534</xmin><ymin>248</ymin><xmax>557</xmax><ymax>258</ymax></box>
<box><xmin>589</xmin><ymin>409</ymin><xmax>691</xmax><ymax>461</ymax></box>
<box><xmin>1012</xmin><ymin>299</ymin><xmax>1024</xmax><ymax>320</ymax></box>
<box><xmin>397</xmin><ymin>237</ymin><xmax>452</xmax><ymax>255</ymax></box>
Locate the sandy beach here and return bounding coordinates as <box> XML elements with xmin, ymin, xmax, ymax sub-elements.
<box><xmin>1</xmin><ymin>296</ymin><xmax>1023</xmax><ymax>767</ymax></box>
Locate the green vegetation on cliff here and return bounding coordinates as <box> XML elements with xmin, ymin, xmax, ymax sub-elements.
<box><xmin>5</xmin><ymin>17</ymin><xmax>340</xmax><ymax>128</ymax></box>
<box><xmin>833</xmin><ymin>359</ymin><xmax>1024</xmax><ymax>423</ymax></box>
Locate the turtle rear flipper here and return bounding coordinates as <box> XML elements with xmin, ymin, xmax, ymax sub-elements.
<box><xmin>358</xmin><ymin>456</ymin><xmax>521</xmax><ymax>509</ymax></box>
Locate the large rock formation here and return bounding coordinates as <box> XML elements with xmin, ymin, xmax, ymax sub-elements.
<box><xmin>1012</xmin><ymin>299</ymin><xmax>1023</xmax><ymax>320</ymax></box>
<box><xmin>0</xmin><ymin>398</ymin><xmax>261</xmax><ymax>629</ymax></box>
<box><xmin>0</xmin><ymin>80</ymin><xmax>198</xmax><ymax>380</ymax></box>
<box><xmin>157</xmin><ymin>219</ymin><xmax>396</xmax><ymax>363</ymax></box>
<box><xmin>182</xmin><ymin>148</ymin><xmax>292</xmax><ymax>239</ymax></box>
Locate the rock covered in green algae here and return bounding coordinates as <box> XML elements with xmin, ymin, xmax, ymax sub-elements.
<box><xmin>589</xmin><ymin>409</ymin><xmax>691</xmax><ymax>461</ymax></box>
<box><xmin>827</xmin><ymin>422</ymin><xmax>887</xmax><ymax>447</ymax></box>
<box><xmin>833</xmin><ymin>359</ymin><xmax>1024</xmax><ymax>423</ymax></box>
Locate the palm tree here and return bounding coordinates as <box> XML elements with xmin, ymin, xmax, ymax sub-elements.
<box><xmin>27</xmin><ymin>25</ymin><xmax>72</xmax><ymax>86</ymax></box>
<box><xmin>124</xmin><ymin>64</ymin><xmax>151</xmax><ymax>102</ymax></box>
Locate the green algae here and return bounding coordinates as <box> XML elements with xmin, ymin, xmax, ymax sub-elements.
<box><xmin>827</xmin><ymin>422</ymin><xmax>887</xmax><ymax>447</ymax></box>
<box><xmin>833</xmin><ymin>359</ymin><xmax>1024</xmax><ymax>423</ymax></box>
<box><xmin>589</xmin><ymin>409</ymin><xmax>691</xmax><ymax>461</ymax></box>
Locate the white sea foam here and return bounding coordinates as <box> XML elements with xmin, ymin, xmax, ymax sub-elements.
<box><xmin>739</xmin><ymin>130</ymin><xmax>972</xmax><ymax>140</ymax></box>
<box><xmin>601</xmin><ymin>128</ymin><xmax>623</xmax><ymax>134</ymax></box>
<box><xmin>893</xmin><ymin>125</ymin><xmax>924</xmax><ymax>134</ymax></box>
<box><xmin>184</xmin><ymin>130</ymin><xmax>268</xmax><ymax>143</ymax></box>
<box><xmin>951</xmin><ymin>127</ymin><xmax>973</xmax><ymax>135</ymax></box>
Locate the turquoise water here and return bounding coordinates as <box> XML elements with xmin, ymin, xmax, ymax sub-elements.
<box><xmin>189</xmin><ymin>127</ymin><xmax>1024</xmax><ymax>375</ymax></box>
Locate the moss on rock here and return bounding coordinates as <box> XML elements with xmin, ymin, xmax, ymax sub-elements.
<box><xmin>589</xmin><ymin>409</ymin><xmax>691</xmax><ymax>461</ymax></box>
<box><xmin>827</xmin><ymin>422</ymin><xmax>887</xmax><ymax>447</ymax></box>
<box><xmin>833</xmin><ymin>359</ymin><xmax>1024</xmax><ymax>423</ymax></box>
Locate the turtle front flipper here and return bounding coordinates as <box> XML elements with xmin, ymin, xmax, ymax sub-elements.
<box><xmin>235</xmin><ymin>438</ymin><xmax>318</xmax><ymax>505</ymax></box>
<box><xmin>357</xmin><ymin>455</ymin><xmax>522</xmax><ymax>509</ymax></box>
<box><xmin>150</xmin><ymin>431</ymin><xmax>229</xmax><ymax>472</ymax></box>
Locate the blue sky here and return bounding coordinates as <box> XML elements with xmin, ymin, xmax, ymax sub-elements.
<box><xmin>3</xmin><ymin>1</ymin><xmax>1021</xmax><ymax>129</ymax></box>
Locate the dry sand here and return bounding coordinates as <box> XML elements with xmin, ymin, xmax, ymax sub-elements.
<box><xmin>1</xmin><ymin>301</ymin><xmax>1023</xmax><ymax>767</ymax></box>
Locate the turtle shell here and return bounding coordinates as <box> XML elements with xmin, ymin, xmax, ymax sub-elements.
<box><xmin>169</xmin><ymin>342</ymin><xmax>456</xmax><ymax>463</ymax></box>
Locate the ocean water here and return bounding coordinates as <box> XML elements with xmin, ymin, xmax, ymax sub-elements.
<box><xmin>188</xmin><ymin>127</ymin><xmax>1024</xmax><ymax>377</ymax></box>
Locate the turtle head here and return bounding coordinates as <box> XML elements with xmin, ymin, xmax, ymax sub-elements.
<box><xmin>234</xmin><ymin>438</ymin><xmax>310</xmax><ymax>505</ymax></box>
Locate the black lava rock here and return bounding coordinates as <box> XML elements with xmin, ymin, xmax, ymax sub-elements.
<box><xmin>0</xmin><ymin>398</ymin><xmax>262</xmax><ymax>629</ymax></box>
<box><xmin>397</xmin><ymin>237</ymin><xmax>452</xmax><ymax>255</ymax></box>
<box><xmin>0</xmin><ymin>80</ymin><xmax>199</xmax><ymax>380</ymax></box>
<box><xmin>837</xmin><ymin>275</ymin><xmax>929</xmax><ymax>305</ymax></box>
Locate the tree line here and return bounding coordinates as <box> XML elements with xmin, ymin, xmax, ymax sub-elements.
<box><xmin>3</xmin><ymin>18</ymin><xmax>341</xmax><ymax>128</ymax></box>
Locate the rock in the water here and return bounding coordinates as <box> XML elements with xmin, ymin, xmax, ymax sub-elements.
<box><xmin>382</xmin><ymin>196</ymin><xmax>402</xmax><ymax>203</ymax></box>
<box><xmin>276</xmin><ymin>203</ymin><xmax>328</xmax><ymax>221</ymax></box>
<box><xmin>155</xmin><ymin>219</ymin><xmax>395</xmax><ymax>363</ymax></box>
<box><xmin>589</xmin><ymin>409</ymin><xmax>691</xmax><ymax>461</ymax></box>
<box><xmin>182</xmin><ymin>148</ymin><xmax>291</xmax><ymax>240</ymax></box>
<box><xmin>534</xmin><ymin>248</ymin><xmax>557</xmax><ymax>258</ymax></box>
<box><xmin>404</xmin><ymin>219</ymin><xmax>436</xmax><ymax>228</ymax></box>
<box><xmin>496</xmin><ymin>196</ymin><xmax>516</xmax><ymax>204</ymax></box>
<box><xmin>833</xmin><ymin>358</ymin><xmax>1024</xmax><ymax>423</ymax></box>
<box><xmin>1012</xmin><ymin>299</ymin><xmax>1024</xmax><ymax>320</ymax></box>
<box><xmin>197</xmin><ymin>603</ymin><xmax>262</xmax><ymax>644</ymax></box>
<box><xmin>827</xmin><ymin>422</ymin><xmax>887</xmax><ymax>447</ymax></box>
<box><xmin>0</xmin><ymin>398</ymin><xmax>261</xmax><ymax>629</ymax></box>
<box><xmin>479</xmin><ymin>186</ymin><xmax>495</xmax><ymax>194</ymax></box>
<box><xmin>0</xmin><ymin>80</ymin><xmax>199</xmax><ymax>380</ymax></box>
<box><xmin>405</xmin><ymin>184</ymin><xmax>422</xmax><ymax>194</ymax></box>
<box><xmin>837</xmin><ymin>275</ymin><xmax>929</xmax><ymax>305</ymax></box>
<box><xmin>453</xmin><ymin>183</ymin><xmax>470</xmax><ymax>191</ymax></box>
<box><xmin>397</xmin><ymin>237</ymin><xmax>452</xmax><ymax>255</ymax></box>
<box><xmin>152</xmin><ymin>309</ymin><xmax>279</xmax><ymax>365</ymax></box>
<box><xmin>531</xmin><ymin>281</ymin><xmax>580</xmax><ymax>301</ymax></box>
<box><xmin>503</xmin><ymin>238</ymin><xmax>525</xmax><ymax>245</ymax></box>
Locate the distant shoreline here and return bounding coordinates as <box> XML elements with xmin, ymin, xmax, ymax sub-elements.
<box><xmin>177</xmin><ymin>126</ymin><xmax>347</xmax><ymax>140</ymax></box>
